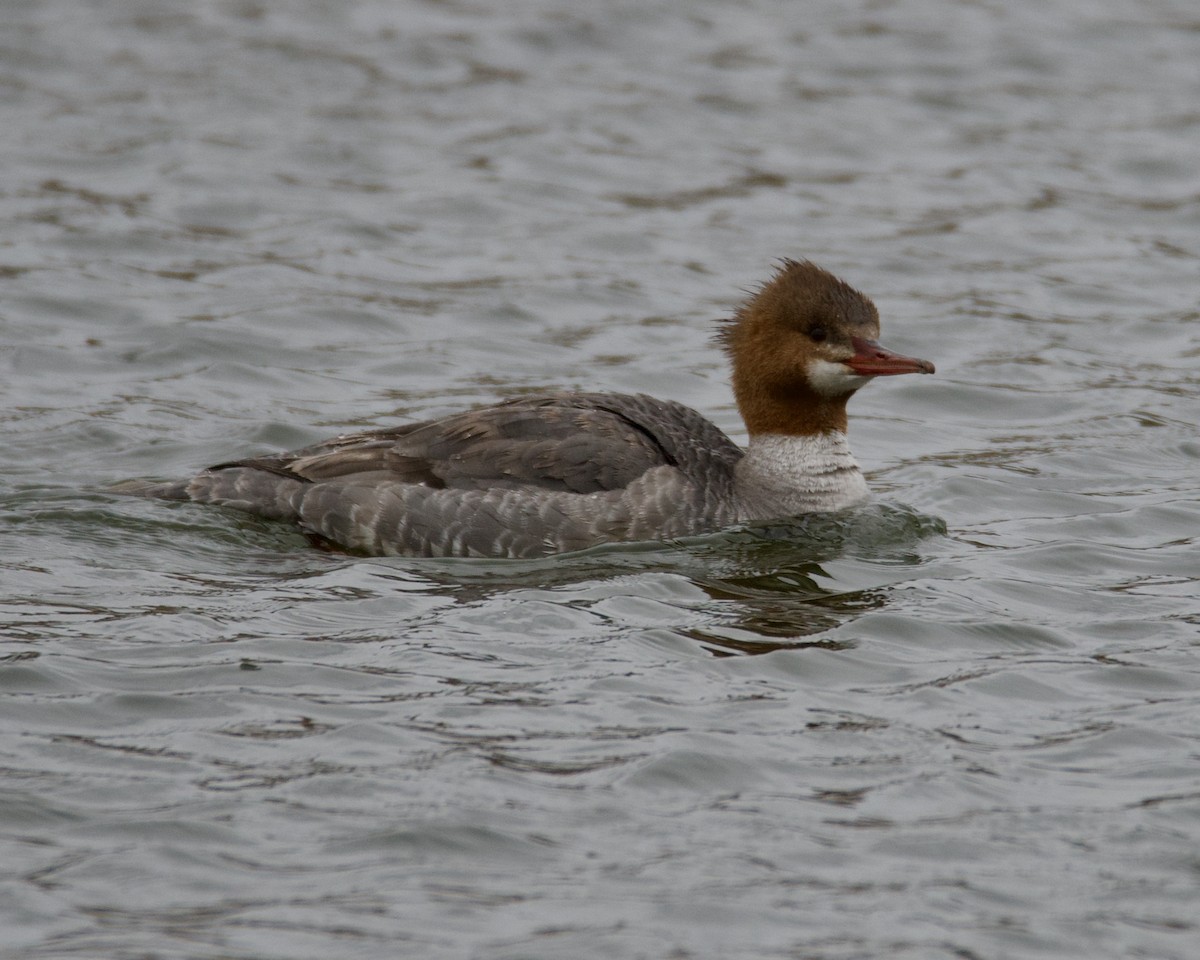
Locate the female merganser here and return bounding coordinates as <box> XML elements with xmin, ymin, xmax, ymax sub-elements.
<box><xmin>120</xmin><ymin>260</ymin><xmax>934</xmax><ymax>558</ymax></box>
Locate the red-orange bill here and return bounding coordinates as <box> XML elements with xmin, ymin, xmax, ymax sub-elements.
<box><xmin>846</xmin><ymin>336</ymin><xmax>935</xmax><ymax>376</ymax></box>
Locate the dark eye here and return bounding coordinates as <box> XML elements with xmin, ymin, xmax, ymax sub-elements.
<box><xmin>808</xmin><ymin>326</ymin><xmax>827</xmax><ymax>342</ymax></box>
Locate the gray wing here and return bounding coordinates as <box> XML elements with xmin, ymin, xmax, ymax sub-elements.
<box><xmin>213</xmin><ymin>393</ymin><xmax>739</xmax><ymax>494</ymax></box>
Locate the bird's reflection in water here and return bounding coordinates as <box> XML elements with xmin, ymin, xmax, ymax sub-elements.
<box><xmin>683</xmin><ymin>583</ymin><xmax>888</xmax><ymax>657</ymax></box>
<box><xmin>678</xmin><ymin>507</ymin><xmax>940</xmax><ymax>657</ymax></box>
<box><xmin>682</xmin><ymin>547</ymin><xmax>888</xmax><ymax>656</ymax></box>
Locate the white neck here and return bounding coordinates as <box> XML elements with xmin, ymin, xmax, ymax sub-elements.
<box><xmin>733</xmin><ymin>432</ymin><xmax>869</xmax><ymax>520</ymax></box>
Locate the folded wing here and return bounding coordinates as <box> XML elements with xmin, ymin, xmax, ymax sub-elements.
<box><xmin>217</xmin><ymin>393</ymin><xmax>731</xmax><ymax>494</ymax></box>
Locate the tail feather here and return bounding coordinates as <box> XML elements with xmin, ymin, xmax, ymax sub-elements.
<box><xmin>108</xmin><ymin>478</ymin><xmax>192</xmax><ymax>500</ymax></box>
<box><xmin>110</xmin><ymin>468</ymin><xmax>305</xmax><ymax>522</ymax></box>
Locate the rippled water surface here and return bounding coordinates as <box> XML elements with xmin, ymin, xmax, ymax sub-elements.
<box><xmin>3</xmin><ymin>1</ymin><xmax>1200</xmax><ymax>958</ymax></box>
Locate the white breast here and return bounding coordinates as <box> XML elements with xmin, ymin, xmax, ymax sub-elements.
<box><xmin>732</xmin><ymin>432</ymin><xmax>869</xmax><ymax>520</ymax></box>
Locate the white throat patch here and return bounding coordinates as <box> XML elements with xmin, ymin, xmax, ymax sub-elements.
<box><xmin>806</xmin><ymin>359</ymin><xmax>872</xmax><ymax>398</ymax></box>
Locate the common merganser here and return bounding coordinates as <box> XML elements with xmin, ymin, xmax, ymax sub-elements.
<box><xmin>118</xmin><ymin>261</ymin><xmax>934</xmax><ymax>558</ymax></box>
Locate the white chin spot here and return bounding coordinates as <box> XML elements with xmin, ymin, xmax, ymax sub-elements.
<box><xmin>808</xmin><ymin>359</ymin><xmax>872</xmax><ymax>397</ymax></box>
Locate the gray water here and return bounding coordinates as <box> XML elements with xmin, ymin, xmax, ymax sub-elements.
<box><xmin>3</xmin><ymin>1</ymin><xmax>1199</xmax><ymax>958</ymax></box>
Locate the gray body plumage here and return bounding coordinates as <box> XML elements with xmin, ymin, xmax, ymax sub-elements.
<box><xmin>125</xmin><ymin>393</ymin><xmax>756</xmax><ymax>559</ymax></box>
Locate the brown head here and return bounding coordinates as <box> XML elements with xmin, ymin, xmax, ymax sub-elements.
<box><xmin>717</xmin><ymin>260</ymin><xmax>934</xmax><ymax>436</ymax></box>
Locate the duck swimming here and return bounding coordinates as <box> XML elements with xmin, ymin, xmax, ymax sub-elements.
<box><xmin>118</xmin><ymin>260</ymin><xmax>934</xmax><ymax>558</ymax></box>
